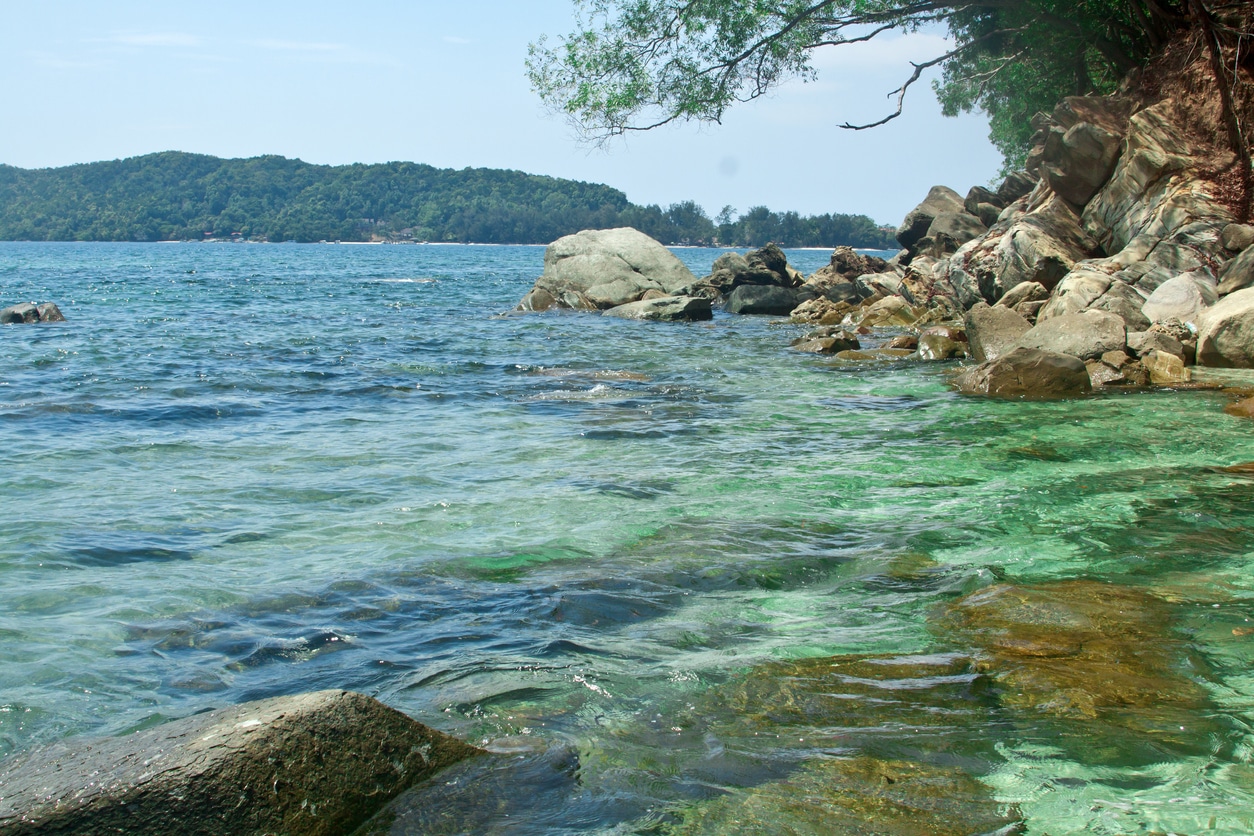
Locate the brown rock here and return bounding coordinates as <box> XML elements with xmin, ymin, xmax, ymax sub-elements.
<box><xmin>964</xmin><ymin>303</ymin><xmax>1031</xmax><ymax>363</ymax></box>
<box><xmin>1224</xmin><ymin>397</ymin><xmax>1254</xmax><ymax>418</ymax></box>
<box><xmin>1142</xmin><ymin>349</ymin><xmax>1191</xmax><ymax>384</ymax></box>
<box><xmin>955</xmin><ymin>347</ymin><xmax>1093</xmax><ymax>399</ymax></box>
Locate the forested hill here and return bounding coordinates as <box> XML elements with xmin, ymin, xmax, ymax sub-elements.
<box><xmin>0</xmin><ymin>152</ymin><xmax>896</xmax><ymax>248</ymax></box>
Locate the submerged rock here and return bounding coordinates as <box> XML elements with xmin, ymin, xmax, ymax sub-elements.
<box><xmin>0</xmin><ymin>690</ymin><xmax>482</xmax><ymax>836</ymax></box>
<box><xmin>938</xmin><ymin>581</ymin><xmax>1217</xmax><ymax>763</ymax></box>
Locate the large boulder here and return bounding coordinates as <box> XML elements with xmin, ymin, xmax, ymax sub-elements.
<box><xmin>965</xmin><ymin>303</ymin><xmax>1032</xmax><ymax>363</ymax></box>
<box><xmin>914</xmin><ymin>211</ymin><xmax>987</xmax><ymax>259</ymax></box>
<box><xmin>0</xmin><ymin>690</ymin><xmax>481</xmax><ymax>836</ymax></box>
<box><xmin>1042</xmin><ymin>121</ymin><xmax>1124</xmax><ymax>207</ymax></box>
<box><xmin>1015</xmin><ymin>309</ymin><xmax>1127</xmax><ymax>360</ymax></box>
<box><xmin>1036</xmin><ymin>269</ymin><xmax>1112</xmax><ymax>322</ymax></box>
<box><xmin>897</xmin><ymin>186</ymin><xmax>966</xmax><ymax>253</ymax></box>
<box><xmin>1141</xmin><ymin>270</ymin><xmax>1217</xmax><ymax>326</ymax></box>
<box><xmin>602</xmin><ymin>295</ymin><xmax>712</xmax><ymax>322</ymax></box>
<box><xmin>1217</xmin><ymin>245</ymin><xmax>1254</xmax><ymax>296</ymax></box>
<box><xmin>1196</xmin><ymin>287</ymin><xmax>1254</xmax><ymax>367</ymax></box>
<box><xmin>725</xmin><ymin>284</ymin><xmax>808</xmax><ymax>316</ymax></box>
<box><xmin>518</xmin><ymin>228</ymin><xmax>696</xmax><ymax>311</ymax></box>
<box><xmin>955</xmin><ymin>347</ymin><xmax>1093</xmax><ymax>399</ymax></box>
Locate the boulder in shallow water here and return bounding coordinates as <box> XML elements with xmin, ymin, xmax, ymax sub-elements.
<box><xmin>602</xmin><ymin>295</ymin><xmax>712</xmax><ymax>322</ymax></box>
<box><xmin>1015</xmin><ymin>309</ymin><xmax>1127</xmax><ymax>360</ymax></box>
<box><xmin>790</xmin><ymin>297</ymin><xmax>853</xmax><ymax>325</ymax></box>
<box><xmin>955</xmin><ymin>347</ymin><xmax>1092</xmax><ymax>399</ymax></box>
<box><xmin>1142</xmin><ymin>270</ymin><xmax>1217</xmax><ymax>326</ymax></box>
<box><xmin>964</xmin><ymin>303</ymin><xmax>1031</xmax><ymax>363</ymax></box>
<box><xmin>725</xmin><ymin>284</ymin><xmax>808</xmax><ymax>316</ymax></box>
<box><xmin>1141</xmin><ymin>348</ymin><xmax>1190</xmax><ymax>385</ymax></box>
<box><xmin>0</xmin><ymin>690</ymin><xmax>481</xmax><ymax>836</ymax></box>
<box><xmin>517</xmin><ymin>228</ymin><xmax>696</xmax><ymax>311</ymax></box>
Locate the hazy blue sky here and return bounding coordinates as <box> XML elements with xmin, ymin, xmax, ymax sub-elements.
<box><xmin>1</xmin><ymin>1</ymin><xmax>1004</xmax><ymax>225</ymax></box>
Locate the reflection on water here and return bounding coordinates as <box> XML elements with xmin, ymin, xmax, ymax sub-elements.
<box><xmin>2</xmin><ymin>243</ymin><xmax>1254</xmax><ymax>833</ymax></box>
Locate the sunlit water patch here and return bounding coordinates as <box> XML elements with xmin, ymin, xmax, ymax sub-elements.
<box><xmin>2</xmin><ymin>242</ymin><xmax>1254</xmax><ymax>833</ymax></box>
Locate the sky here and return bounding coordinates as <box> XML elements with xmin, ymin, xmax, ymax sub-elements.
<box><xmin>0</xmin><ymin>1</ymin><xmax>1005</xmax><ymax>226</ymax></box>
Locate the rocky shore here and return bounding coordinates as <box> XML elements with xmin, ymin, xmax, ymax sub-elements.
<box><xmin>516</xmin><ymin>49</ymin><xmax>1254</xmax><ymax>405</ymax></box>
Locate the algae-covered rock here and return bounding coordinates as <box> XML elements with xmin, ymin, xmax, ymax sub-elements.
<box><xmin>666</xmin><ymin>755</ymin><xmax>1021</xmax><ymax>836</ymax></box>
<box><xmin>0</xmin><ymin>690</ymin><xmax>482</xmax><ymax>836</ymax></box>
<box><xmin>937</xmin><ymin>581</ymin><xmax>1217</xmax><ymax>763</ymax></box>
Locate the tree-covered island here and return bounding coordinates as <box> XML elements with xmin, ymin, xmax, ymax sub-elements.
<box><xmin>0</xmin><ymin>151</ymin><xmax>896</xmax><ymax>248</ymax></box>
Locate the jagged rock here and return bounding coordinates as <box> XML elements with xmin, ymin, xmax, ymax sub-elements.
<box><xmin>1197</xmin><ymin>287</ymin><xmax>1254</xmax><ymax>367</ymax></box>
<box><xmin>0</xmin><ymin>691</ymin><xmax>482</xmax><ymax>836</ymax></box>
<box><xmin>1</xmin><ymin>302</ymin><xmax>66</xmax><ymax>324</ymax></box>
<box><xmin>1142</xmin><ymin>349</ymin><xmax>1191</xmax><ymax>384</ymax></box>
<box><xmin>1090</xmin><ymin>280</ymin><xmax>1151</xmax><ymax>331</ymax></box>
<box><xmin>997</xmin><ymin>171</ymin><xmax>1039</xmax><ymax>204</ymax></box>
<box><xmin>996</xmin><ymin>281</ymin><xmax>1049</xmax><ymax>309</ymax></box>
<box><xmin>1042</xmin><ymin>121</ymin><xmax>1124</xmax><ymax>207</ymax></box>
<box><xmin>915</xmin><ymin>212</ymin><xmax>987</xmax><ymax>259</ymax></box>
<box><xmin>1142</xmin><ymin>270</ymin><xmax>1217</xmax><ymax>326</ymax></box>
<box><xmin>1036</xmin><ymin>269</ymin><xmax>1112</xmax><ymax>322</ymax></box>
<box><xmin>897</xmin><ymin>186</ymin><xmax>966</xmax><ymax>253</ymax></box>
<box><xmin>790</xmin><ymin>297</ymin><xmax>853</xmax><ymax>325</ymax></box>
<box><xmin>965</xmin><ymin>186</ymin><xmax>1005</xmax><ymax>216</ymax></box>
<box><xmin>1218</xmin><ymin>246</ymin><xmax>1254</xmax><ymax>296</ymax></box>
<box><xmin>955</xmin><ymin>347</ymin><xmax>1093</xmax><ymax>399</ymax></box>
<box><xmin>943</xmin><ymin>194</ymin><xmax>1100</xmax><ymax>305</ymax></box>
<box><xmin>518</xmin><ymin>228</ymin><xmax>696</xmax><ymax>311</ymax></box>
<box><xmin>1222</xmin><ymin>223</ymin><xmax>1254</xmax><ymax>252</ymax></box>
<box><xmin>1016</xmin><ymin>309</ymin><xmax>1127</xmax><ymax>360</ymax></box>
<box><xmin>725</xmin><ymin>285</ymin><xmax>809</xmax><ymax>316</ymax></box>
<box><xmin>965</xmin><ymin>303</ymin><xmax>1032</xmax><ymax>363</ymax></box>
<box><xmin>602</xmin><ymin>296</ymin><xmax>712</xmax><ymax>322</ymax></box>
<box><xmin>1128</xmin><ymin>329</ymin><xmax>1186</xmax><ymax>361</ymax></box>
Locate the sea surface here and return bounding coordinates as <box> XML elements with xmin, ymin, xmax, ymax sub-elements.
<box><xmin>3</xmin><ymin>242</ymin><xmax>1254</xmax><ymax>834</ymax></box>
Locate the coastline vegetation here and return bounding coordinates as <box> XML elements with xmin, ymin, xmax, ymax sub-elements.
<box><xmin>0</xmin><ymin>151</ymin><xmax>896</xmax><ymax>248</ymax></box>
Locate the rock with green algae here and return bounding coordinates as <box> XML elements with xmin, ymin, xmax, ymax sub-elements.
<box><xmin>663</xmin><ymin>756</ymin><xmax>1022</xmax><ymax>836</ymax></box>
<box><xmin>936</xmin><ymin>581</ymin><xmax>1220</xmax><ymax>764</ymax></box>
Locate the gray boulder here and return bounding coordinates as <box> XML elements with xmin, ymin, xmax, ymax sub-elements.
<box><xmin>1142</xmin><ymin>270</ymin><xmax>1217</xmax><ymax>326</ymax></box>
<box><xmin>965</xmin><ymin>303</ymin><xmax>1032</xmax><ymax>363</ymax></box>
<box><xmin>897</xmin><ymin>186</ymin><xmax>966</xmax><ymax>253</ymax></box>
<box><xmin>1036</xmin><ymin>269</ymin><xmax>1112</xmax><ymax>322</ymax></box>
<box><xmin>0</xmin><ymin>690</ymin><xmax>481</xmax><ymax>836</ymax></box>
<box><xmin>1128</xmin><ymin>329</ymin><xmax>1186</xmax><ymax>361</ymax></box>
<box><xmin>1</xmin><ymin>302</ymin><xmax>65</xmax><ymax>324</ymax></box>
<box><xmin>519</xmin><ymin>228</ymin><xmax>696</xmax><ymax>311</ymax></box>
<box><xmin>1218</xmin><ymin>246</ymin><xmax>1254</xmax><ymax>296</ymax></box>
<box><xmin>955</xmin><ymin>347</ymin><xmax>1093</xmax><ymax>399</ymax></box>
<box><xmin>1015</xmin><ymin>309</ymin><xmax>1127</xmax><ymax>360</ymax></box>
<box><xmin>1197</xmin><ymin>287</ymin><xmax>1254</xmax><ymax>367</ymax></box>
<box><xmin>725</xmin><ymin>285</ymin><xmax>808</xmax><ymax>316</ymax></box>
<box><xmin>1090</xmin><ymin>281</ymin><xmax>1151</xmax><ymax>331</ymax></box>
<box><xmin>1042</xmin><ymin>121</ymin><xmax>1123</xmax><ymax>207</ymax></box>
<box><xmin>602</xmin><ymin>295</ymin><xmax>712</xmax><ymax>322</ymax></box>
<box><xmin>1222</xmin><ymin>223</ymin><xmax>1254</xmax><ymax>252</ymax></box>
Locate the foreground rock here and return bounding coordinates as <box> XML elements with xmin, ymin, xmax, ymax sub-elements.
<box><xmin>725</xmin><ymin>284</ymin><xmax>809</xmax><ymax>316</ymax></box>
<box><xmin>956</xmin><ymin>347</ymin><xmax>1093</xmax><ymax>399</ymax></box>
<box><xmin>1197</xmin><ymin>287</ymin><xmax>1254</xmax><ymax>367</ymax></box>
<box><xmin>1</xmin><ymin>302</ymin><xmax>65</xmax><ymax>324</ymax></box>
<box><xmin>0</xmin><ymin>690</ymin><xmax>481</xmax><ymax>836</ymax></box>
<box><xmin>602</xmin><ymin>295</ymin><xmax>712</xmax><ymax>322</ymax></box>
<box><xmin>517</xmin><ymin>228</ymin><xmax>695</xmax><ymax>311</ymax></box>
<box><xmin>1014</xmin><ymin>309</ymin><xmax>1127</xmax><ymax>360</ymax></box>
<box><xmin>964</xmin><ymin>304</ymin><xmax>1031</xmax><ymax>363</ymax></box>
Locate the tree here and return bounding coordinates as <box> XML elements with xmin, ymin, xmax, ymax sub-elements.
<box><xmin>527</xmin><ymin>1</ymin><xmax>1206</xmax><ymax>166</ymax></box>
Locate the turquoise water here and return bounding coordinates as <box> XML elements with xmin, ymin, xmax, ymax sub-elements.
<box><xmin>3</xmin><ymin>242</ymin><xmax>1254</xmax><ymax>834</ymax></box>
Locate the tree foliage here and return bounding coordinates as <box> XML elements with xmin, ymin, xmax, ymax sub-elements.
<box><xmin>0</xmin><ymin>152</ymin><xmax>895</xmax><ymax>248</ymax></box>
<box><xmin>528</xmin><ymin>1</ymin><xmax>1202</xmax><ymax>165</ymax></box>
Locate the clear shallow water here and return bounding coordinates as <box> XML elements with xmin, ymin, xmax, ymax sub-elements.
<box><xmin>2</xmin><ymin>242</ymin><xmax>1254</xmax><ymax>833</ymax></box>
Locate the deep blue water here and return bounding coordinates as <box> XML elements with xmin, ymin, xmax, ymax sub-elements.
<box><xmin>3</xmin><ymin>242</ymin><xmax>1254</xmax><ymax>834</ymax></box>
